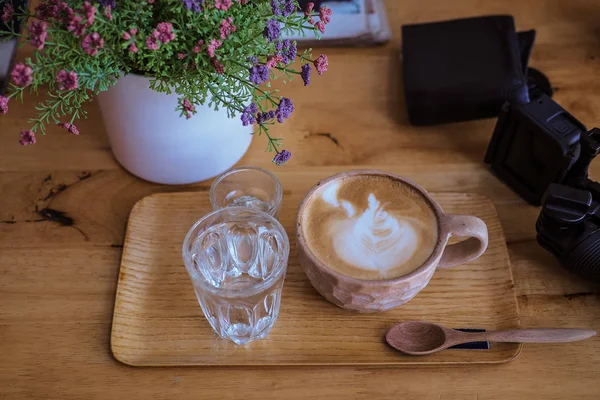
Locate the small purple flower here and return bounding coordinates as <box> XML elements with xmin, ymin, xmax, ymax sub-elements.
<box><xmin>263</xmin><ymin>19</ymin><xmax>281</xmax><ymax>42</ymax></box>
<box><xmin>247</xmin><ymin>55</ymin><xmax>258</xmax><ymax>65</ymax></box>
<box><xmin>244</xmin><ymin>103</ymin><xmax>258</xmax><ymax>114</ymax></box>
<box><xmin>240</xmin><ymin>103</ymin><xmax>258</xmax><ymax>126</ymax></box>
<box><xmin>276</xmin><ymin>97</ymin><xmax>294</xmax><ymax>123</ymax></box>
<box><xmin>97</xmin><ymin>0</ymin><xmax>116</xmax><ymax>7</ymax></box>
<box><xmin>241</xmin><ymin>113</ymin><xmax>255</xmax><ymax>126</ymax></box>
<box><xmin>182</xmin><ymin>0</ymin><xmax>204</xmax><ymax>12</ymax></box>
<box><xmin>271</xmin><ymin>0</ymin><xmax>295</xmax><ymax>17</ymax></box>
<box><xmin>19</xmin><ymin>130</ymin><xmax>36</xmax><ymax>146</ymax></box>
<box><xmin>257</xmin><ymin>110</ymin><xmax>276</xmax><ymax>124</ymax></box>
<box><xmin>282</xmin><ymin>0</ymin><xmax>295</xmax><ymax>16</ymax></box>
<box><xmin>275</xmin><ymin>39</ymin><xmax>296</xmax><ymax>64</ymax></box>
<box><xmin>301</xmin><ymin>63</ymin><xmax>311</xmax><ymax>86</ymax></box>
<box><xmin>270</xmin><ymin>0</ymin><xmax>281</xmax><ymax>16</ymax></box>
<box><xmin>241</xmin><ymin>103</ymin><xmax>258</xmax><ymax>126</ymax></box>
<box><xmin>273</xmin><ymin>150</ymin><xmax>292</xmax><ymax>166</ymax></box>
<box><xmin>249</xmin><ymin>65</ymin><xmax>270</xmax><ymax>85</ymax></box>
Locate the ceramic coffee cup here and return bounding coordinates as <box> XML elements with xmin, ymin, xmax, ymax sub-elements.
<box><xmin>296</xmin><ymin>170</ymin><xmax>489</xmax><ymax>313</ymax></box>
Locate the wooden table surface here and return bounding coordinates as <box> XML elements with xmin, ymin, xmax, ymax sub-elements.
<box><xmin>1</xmin><ymin>1</ymin><xmax>600</xmax><ymax>398</ymax></box>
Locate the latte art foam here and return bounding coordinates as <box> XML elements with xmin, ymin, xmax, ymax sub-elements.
<box><xmin>301</xmin><ymin>175</ymin><xmax>439</xmax><ymax>280</ymax></box>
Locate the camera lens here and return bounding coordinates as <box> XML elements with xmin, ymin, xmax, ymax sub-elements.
<box><xmin>563</xmin><ymin>231</ymin><xmax>600</xmax><ymax>283</ymax></box>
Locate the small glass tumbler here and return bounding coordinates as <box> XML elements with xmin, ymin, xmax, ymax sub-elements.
<box><xmin>182</xmin><ymin>207</ymin><xmax>290</xmax><ymax>345</ymax></box>
<box><xmin>210</xmin><ymin>166</ymin><xmax>282</xmax><ymax>218</ymax></box>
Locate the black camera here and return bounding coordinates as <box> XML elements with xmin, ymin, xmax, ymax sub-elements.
<box><xmin>485</xmin><ymin>93</ymin><xmax>600</xmax><ymax>282</ymax></box>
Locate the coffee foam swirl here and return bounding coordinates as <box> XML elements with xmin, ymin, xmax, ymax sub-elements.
<box><xmin>301</xmin><ymin>175</ymin><xmax>439</xmax><ymax>280</ymax></box>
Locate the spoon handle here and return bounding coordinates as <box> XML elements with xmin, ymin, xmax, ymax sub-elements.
<box><xmin>483</xmin><ymin>329</ymin><xmax>597</xmax><ymax>344</ymax></box>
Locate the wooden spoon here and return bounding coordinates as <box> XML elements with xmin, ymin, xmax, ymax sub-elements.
<box><xmin>386</xmin><ymin>321</ymin><xmax>597</xmax><ymax>356</ymax></box>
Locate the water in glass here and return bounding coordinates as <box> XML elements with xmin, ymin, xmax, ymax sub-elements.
<box><xmin>186</xmin><ymin>210</ymin><xmax>288</xmax><ymax>345</ymax></box>
<box><xmin>225</xmin><ymin>191</ymin><xmax>271</xmax><ymax>213</ymax></box>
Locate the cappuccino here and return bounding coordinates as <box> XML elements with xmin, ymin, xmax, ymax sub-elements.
<box><xmin>300</xmin><ymin>174</ymin><xmax>439</xmax><ymax>280</ymax></box>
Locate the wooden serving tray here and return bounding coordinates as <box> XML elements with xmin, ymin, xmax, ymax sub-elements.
<box><xmin>111</xmin><ymin>188</ymin><xmax>521</xmax><ymax>366</ymax></box>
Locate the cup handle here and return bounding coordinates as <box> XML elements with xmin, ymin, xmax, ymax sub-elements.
<box><xmin>438</xmin><ymin>215</ymin><xmax>489</xmax><ymax>269</ymax></box>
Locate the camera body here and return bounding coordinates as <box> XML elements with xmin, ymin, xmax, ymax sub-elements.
<box><xmin>485</xmin><ymin>93</ymin><xmax>600</xmax><ymax>282</ymax></box>
<box><xmin>485</xmin><ymin>92</ymin><xmax>587</xmax><ymax>206</ymax></box>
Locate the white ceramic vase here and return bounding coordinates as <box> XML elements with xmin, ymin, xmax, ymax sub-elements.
<box><xmin>97</xmin><ymin>74</ymin><xmax>252</xmax><ymax>185</ymax></box>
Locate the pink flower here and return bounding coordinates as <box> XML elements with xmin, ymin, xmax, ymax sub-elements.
<box><xmin>304</xmin><ymin>2</ymin><xmax>315</xmax><ymax>15</ymax></box>
<box><xmin>67</xmin><ymin>16</ymin><xmax>87</xmax><ymax>37</ymax></box>
<box><xmin>156</xmin><ymin>22</ymin><xmax>175</xmax><ymax>43</ymax></box>
<box><xmin>211</xmin><ymin>58</ymin><xmax>224</xmax><ymax>74</ymax></box>
<box><xmin>207</xmin><ymin>39</ymin><xmax>222</xmax><ymax>58</ymax></box>
<box><xmin>82</xmin><ymin>1</ymin><xmax>96</xmax><ymax>25</ymax></box>
<box><xmin>105</xmin><ymin>5</ymin><xmax>113</xmax><ymax>21</ymax></box>
<box><xmin>304</xmin><ymin>2</ymin><xmax>315</xmax><ymax>24</ymax></box>
<box><xmin>182</xmin><ymin>98</ymin><xmax>195</xmax><ymax>119</ymax></box>
<box><xmin>147</xmin><ymin>0</ymin><xmax>154</xmax><ymax>3</ymax></box>
<box><xmin>55</xmin><ymin>70</ymin><xmax>79</xmax><ymax>91</ymax></box>
<box><xmin>81</xmin><ymin>32</ymin><xmax>104</xmax><ymax>56</ymax></box>
<box><xmin>313</xmin><ymin>54</ymin><xmax>328</xmax><ymax>75</ymax></box>
<box><xmin>11</xmin><ymin>63</ymin><xmax>33</xmax><ymax>87</ymax></box>
<box><xmin>36</xmin><ymin>1</ymin><xmax>73</xmax><ymax>24</ymax></box>
<box><xmin>193</xmin><ymin>39</ymin><xmax>204</xmax><ymax>53</ymax></box>
<box><xmin>315</xmin><ymin>21</ymin><xmax>325</xmax><ymax>34</ymax></box>
<box><xmin>214</xmin><ymin>0</ymin><xmax>232</xmax><ymax>11</ymax></box>
<box><xmin>0</xmin><ymin>96</ymin><xmax>8</xmax><ymax>114</ymax></box>
<box><xmin>57</xmin><ymin>122</ymin><xmax>79</xmax><ymax>135</ymax></box>
<box><xmin>122</xmin><ymin>31</ymin><xmax>131</xmax><ymax>40</ymax></box>
<box><xmin>130</xmin><ymin>28</ymin><xmax>138</xmax><ymax>35</ymax></box>
<box><xmin>128</xmin><ymin>43</ymin><xmax>138</xmax><ymax>53</ymax></box>
<box><xmin>219</xmin><ymin>17</ymin><xmax>236</xmax><ymax>39</ymax></box>
<box><xmin>146</xmin><ymin>34</ymin><xmax>159</xmax><ymax>50</ymax></box>
<box><xmin>1</xmin><ymin>3</ymin><xmax>14</xmax><ymax>23</ymax></box>
<box><xmin>177</xmin><ymin>53</ymin><xmax>186</xmax><ymax>59</ymax></box>
<box><xmin>319</xmin><ymin>6</ymin><xmax>332</xmax><ymax>24</ymax></box>
<box><xmin>19</xmin><ymin>130</ymin><xmax>36</xmax><ymax>146</ymax></box>
<box><xmin>266</xmin><ymin>54</ymin><xmax>283</xmax><ymax>69</ymax></box>
<box><xmin>29</xmin><ymin>21</ymin><xmax>48</xmax><ymax>50</ymax></box>
<box><xmin>57</xmin><ymin>1</ymin><xmax>74</xmax><ymax>24</ymax></box>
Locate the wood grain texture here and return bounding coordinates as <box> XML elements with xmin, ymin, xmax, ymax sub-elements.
<box><xmin>111</xmin><ymin>190</ymin><xmax>520</xmax><ymax>366</ymax></box>
<box><xmin>2</xmin><ymin>0</ymin><xmax>600</xmax><ymax>398</ymax></box>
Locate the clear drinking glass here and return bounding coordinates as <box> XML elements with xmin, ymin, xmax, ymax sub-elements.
<box><xmin>210</xmin><ymin>166</ymin><xmax>282</xmax><ymax>218</ymax></box>
<box><xmin>182</xmin><ymin>207</ymin><xmax>290</xmax><ymax>345</ymax></box>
